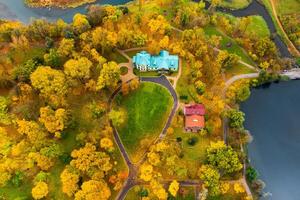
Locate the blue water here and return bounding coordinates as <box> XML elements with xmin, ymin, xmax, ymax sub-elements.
<box><xmin>0</xmin><ymin>0</ymin><xmax>132</xmax><ymax>23</ymax></box>
<box><xmin>241</xmin><ymin>81</ymin><xmax>300</xmax><ymax>200</ymax></box>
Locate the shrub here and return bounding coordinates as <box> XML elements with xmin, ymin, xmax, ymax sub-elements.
<box><xmin>187</xmin><ymin>136</ymin><xmax>198</xmax><ymax>146</ymax></box>
<box><xmin>246</xmin><ymin>167</ymin><xmax>258</xmax><ymax>182</ymax></box>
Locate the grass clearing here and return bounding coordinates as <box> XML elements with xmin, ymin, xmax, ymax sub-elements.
<box><xmin>176</xmin><ymin>60</ymin><xmax>198</xmax><ymax>103</ymax></box>
<box><xmin>225</xmin><ymin>63</ymin><xmax>256</xmax><ymax>79</ymax></box>
<box><xmin>104</xmin><ymin>51</ymin><xmax>128</xmax><ymax>63</ymax></box>
<box><xmin>173</xmin><ymin>128</ymin><xmax>211</xmax><ymax>163</ymax></box>
<box><xmin>245</xmin><ymin>15</ymin><xmax>270</xmax><ymax>37</ymax></box>
<box><xmin>274</xmin><ymin>0</ymin><xmax>300</xmax><ymax>15</ymax></box>
<box><xmin>116</xmin><ymin>82</ymin><xmax>173</xmax><ymax>162</ymax></box>
<box><xmin>217</xmin><ymin>0</ymin><xmax>252</xmax><ymax>9</ymax></box>
<box><xmin>204</xmin><ymin>26</ymin><xmax>255</xmax><ymax>65</ymax></box>
<box><xmin>125</xmin><ymin>49</ymin><xmax>145</xmax><ymax>58</ymax></box>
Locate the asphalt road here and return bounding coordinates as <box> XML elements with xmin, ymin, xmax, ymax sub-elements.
<box><xmin>109</xmin><ymin>76</ymin><xmax>179</xmax><ymax>200</ymax></box>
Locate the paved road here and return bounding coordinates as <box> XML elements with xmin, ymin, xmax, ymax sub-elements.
<box><xmin>110</xmin><ymin>76</ymin><xmax>179</xmax><ymax>200</ymax></box>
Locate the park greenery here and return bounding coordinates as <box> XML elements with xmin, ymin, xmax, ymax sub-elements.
<box><xmin>0</xmin><ymin>0</ymin><xmax>297</xmax><ymax>199</ymax></box>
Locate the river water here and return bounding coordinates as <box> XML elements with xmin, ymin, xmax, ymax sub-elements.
<box><xmin>241</xmin><ymin>81</ymin><xmax>300</xmax><ymax>200</ymax></box>
<box><xmin>0</xmin><ymin>0</ymin><xmax>131</xmax><ymax>23</ymax></box>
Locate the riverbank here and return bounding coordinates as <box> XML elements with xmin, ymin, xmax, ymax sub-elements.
<box><xmin>24</xmin><ymin>0</ymin><xmax>96</xmax><ymax>9</ymax></box>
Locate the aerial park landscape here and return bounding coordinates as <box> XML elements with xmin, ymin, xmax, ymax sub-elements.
<box><xmin>0</xmin><ymin>0</ymin><xmax>299</xmax><ymax>200</ymax></box>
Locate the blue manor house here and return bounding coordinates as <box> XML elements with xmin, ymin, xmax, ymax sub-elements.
<box><xmin>132</xmin><ymin>50</ymin><xmax>179</xmax><ymax>72</ymax></box>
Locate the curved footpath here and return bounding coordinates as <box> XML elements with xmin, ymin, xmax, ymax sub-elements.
<box><xmin>109</xmin><ymin>75</ymin><xmax>179</xmax><ymax>200</ymax></box>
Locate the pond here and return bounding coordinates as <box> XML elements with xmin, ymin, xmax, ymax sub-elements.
<box><xmin>241</xmin><ymin>80</ymin><xmax>300</xmax><ymax>200</ymax></box>
<box><xmin>0</xmin><ymin>0</ymin><xmax>132</xmax><ymax>23</ymax></box>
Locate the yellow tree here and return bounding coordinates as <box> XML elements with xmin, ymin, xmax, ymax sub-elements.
<box><xmin>57</xmin><ymin>38</ymin><xmax>74</xmax><ymax>57</ymax></box>
<box><xmin>64</xmin><ymin>57</ymin><xmax>93</xmax><ymax>81</ymax></box>
<box><xmin>121</xmin><ymin>83</ymin><xmax>130</xmax><ymax>95</ymax></box>
<box><xmin>32</xmin><ymin>181</ymin><xmax>49</xmax><ymax>200</ymax></box>
<box><xmin>96</xmin><ymin>62</ymin><xmax>120</xmax><ymax>91</ymax></box>
<box><xmin>198</xmin><ymin>165</ymin><xmax>220</xmax><ymax>196</ymax></box>
<box><xmin>92</xmin><ymin>27</ymin><xmax>117</xmax><ymax>54</ymax></box>
<box><xmin>70</xmin><ymin>143</ymin><xmax>112</xmax><ymax>173</ymax></box>
<box><xmin>168</xmin><ymin>180</ymin><xmax>179</xmax><ymax>197</ymax></box>
<box><xmin>139</xmin><ymin>163</ymin><xmax>154</xmax><ymax>182</ymax></box>
<box><xmin>130</xmin><ymin>78</ymin><xmax>140</xmax><ymax>90</ymax></box>
<box><xmin>100</xmin><ymin>138</ymin><xmax>114</xmax><ymax>151</ymax></box>
<box><xmin>30</xmin><ymin>66</ymin><xmax>67</xmax><ymax>100</ymax></box>
<box><xmin>150</xmin><ymin>179</ymin><xmax>168</xmax><ymax>200</ymax></box>
<box><xmin>73</xmin><ymin>13</ymin><xmax>91</xmax><ymax>34</ymax></box>
<box><xmin>29</xmin><ymin>152</ymin><xmax>54</xmax><ymax>171</ymax></box>
<box><xmin>60</xmin><ymin>167</ymin><xmax>79</xmax><ymax>197</ymax></box>
<box><xmin>74</xmin><ymin>180</ymin><xmax>111</xmax><ymax>200</ymax></box>
<box><xmin>16</xmin><ymin>120</ymin><xmax>47</xmax><ymax>144</ymax></box>
<box><xmin>39</xmin><ymin>106</ymin><xmax>67</xmax><ymax>138</ymax></box>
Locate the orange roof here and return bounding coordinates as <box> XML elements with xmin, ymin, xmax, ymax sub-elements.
<box><xmin>185</xmin><ymin>115</ymin><xmax>205</xmax><ymax>129</ymax></box>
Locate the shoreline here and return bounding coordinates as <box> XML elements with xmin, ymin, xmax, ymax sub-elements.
<box><xmin>24</xmin><ymin>0</ymin><xmax>96</xmax><ymax>9</ymax></box>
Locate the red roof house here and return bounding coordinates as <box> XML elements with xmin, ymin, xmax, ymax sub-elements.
<box><xmin>184</xmin><ymin>104</ymin><xmax>206</xmax><ymax>132</ymax></box>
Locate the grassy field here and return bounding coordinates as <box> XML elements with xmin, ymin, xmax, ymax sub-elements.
<box><xmin>125</xmin><ymin>49</ymin><xmax>145</xmax><ymax>58</ymax></box>
<box><xmin>225</xmin><ymin>63</ymin><xmax>256</xmax><ymax>79</ymax></box>
<box><xmin>116</xmin><ymin>82</ymin><xmax>173</xmax><ymax>162</ymax></box>
<box><xmin>245</xmin><ymin>15</ymin><xmax>270</xmax><ymax>37</ymax></box>
<box><xmin>217</xmin><ymin>0</ymin><xmax>252</xmax><ymax>9</ymax></box>
<box><xmin>176</xmin><ymin>60</ymin><xmax>199</xmax><ymax>103</ymax></box>
<box><xmin>104</xmin><ymin>51</ymin><xmax>128</xmax><ymax>63</ymax></box>
<box><xmin>173</xmin><ymin>128</ymin><xmax>211</xmax><ymax>162</ymax></box>
<box><xmin>274</xmin><ymin>0</ymin><xmax>300</xmax><ymax>15</ymax></box>
<box><xmin>203</xmin><ymin>26</ymin><xmax>255</xmax><ymax>65</ymax></box>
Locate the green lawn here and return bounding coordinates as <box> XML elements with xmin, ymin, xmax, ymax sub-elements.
<box><xmin>274</xmin><ymin>0</ymin><xmax>300</xmax><ymax>15</ymax></box>
<box><xmin>104</xmin><ymin>51</ymin><xmax>128</xmax><ymax>63</ymax></box>
<box><xmin>116</xmin><ymin>82</ymin><xmax>173</xmax><ymax>162</ymax></box>
<box><xmin>225</xmin><ymin>63</ymin><xmax>256</xmax><ymax>79</ymax></box>
<box><xmin>176</xmin><ymin>60</ymin><xmax>199</xmax><ymax>103</ymax></box>
<box><xmin>245</xmin><ymin>15</ymin><xmax>270</xmax><ymax>37</ymax></box>
<box><xmin>125</xmin><ymin>49</ymin><xmax>145</xmax><ymax>58</ymax></box>
<box><xmin>203</xmin><ymin>26</ymin><xmax>255</xmax><ymax>65</ymax></box>
<box><xmin>217</xmin><ymin>0</ymin><xmax>252</xmax><ymax>9</ymax></box>
<box><xmin>173</xmin><ymin>128</ymin><xmax>211</xmax><ymax>162</ymax></box>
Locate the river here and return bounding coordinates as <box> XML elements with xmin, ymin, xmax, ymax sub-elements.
<box><xmin>0</xmin><ymin>0</ymin><xmax>131</xmax><ymax>23</ymax></box>
<box><xmin>241</xmin><ymin>81</ymin><xmax>300</xmax><ymax>200</ymax></box>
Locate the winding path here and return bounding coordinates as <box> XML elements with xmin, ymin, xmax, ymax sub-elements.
<box><xmin>109</xmin><ymin>75</ymin><xmax>179</xmax><ymax>200</ymax></box>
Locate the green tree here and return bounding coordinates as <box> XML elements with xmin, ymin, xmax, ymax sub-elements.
<box><xmin>13</xmin><ymin>59</ymin><xmax>39</xmax><ymax>82</ymax></box>
<box><xmin>236</xmin><ymin>85</ymin><xmax>251</xmax><ymax>102</ymax></box>
<box><xmin>206</xmin><ymin>141</ymin><xmax>243</xmax><ymax>174</ymax></box>
<box><xmin>226</xmin><ymin>109</ymin><xmax>245</xmax><ymax>129</ymax></box>
<box><xmin>109</xmin><ymin>109</ymin><xmax>125</xmax><ymax>127</ymax></box>
<box><xmin>246</xmin><ymin>167</ymin><xmax>258</xmax><ymax>183</ymax></box>
<box><xmin>44</xmin><ymin>49</ymin><xmax>62</xmax><ymax>68</ymax></box>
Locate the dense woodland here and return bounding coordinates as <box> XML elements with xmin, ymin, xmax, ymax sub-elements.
<box><xmin>0</xmin><ymin>0</ymin><xmax>296</xmax><ymax>199</ymax></box>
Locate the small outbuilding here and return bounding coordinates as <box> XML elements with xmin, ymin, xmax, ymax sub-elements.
<box><xmin>184</xmin><ymin>104</ymin><xmax>206</xmax><ymax>132</ymax></box>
